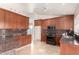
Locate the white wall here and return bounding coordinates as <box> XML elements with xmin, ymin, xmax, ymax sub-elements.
<box><xmin>74</xmin><ymin>6</ymin><xmax>79</xmax><ymax>34</ymax></box>
<box><xmin>74</xmin><ymin>14</ymin><xmax>79</xmax><ymax>34</ymax></box>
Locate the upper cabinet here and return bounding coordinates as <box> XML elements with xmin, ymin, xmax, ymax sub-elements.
<box><xmin>35</xmin><ymin>20</ymin><xmax>42</xmax><ymax>26</ymax></box>
<box><xmin>19</xmin><ymin>16</ymin><xmax>29</xmax><ymax>29</ymax></box>
<box><xmin>16</xmin><ymin>14</ymin><xmax>29</xmax><ymax>29</ymax></box>
<box><xmin>55</xmin><ymin>15</ymin><xmax>74</xmax><ymax>30</ymax></box>
<box><xmin>40</xmin><ymin>19</ymin><xmax>56</xmax><ymax>29</ymax></box>
<box><xmin>5</xmin><ymin>11</ymin><xmax>17</xmax><ymax>29</ymax></box>
<box><xmin>0</xmin><ymin>8</ymin><xmax>29</xmax><ymax>29</ymax></box>
<box><xmin>40</xmin><ymin>15</ymin><xmax>74</xmax><ymax>30</ymax></box>
<box><xmin>0</xmin><ymin>9</ymin><xmax>5</xmax><ymax>29</ymax></box>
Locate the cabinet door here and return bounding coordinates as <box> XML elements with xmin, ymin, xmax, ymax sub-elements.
<box><xmin>15</xmin><ymin>35</ymin><xmax>31</xmax><ymax>47</ymax></box>
<box><xmin>5</xmin><ymin>11</ymin><xmax>11</xmax><ymax>29</ymax></box>
<box><xmin>11</xmin><ymin>13</ymin><xmax>17</xmax><ymax>29</ymax></box>
<box><xmin>16</xmin><ymin>14</ymin><xmax>21</xmax><ymax>29</ymax></box>
<box><xmin>16</xmin><ymin>15</ymin><xmax>28</xmax><ymax>29</ymax></box>
<box><xmin>16</xmin><ymin>35</ymin><xmax>26</xmax><ymax>46</ymax></box>
<box><xmin>41</xmin><ymin>20</ymin><xmax>46</xmax><ymax>42</ymax></box>
<box><xmin>56</xmin><ymin>18</ymin><xmax>64</xmax><ymax>30</ymax></box>
<box><xmin>20</xmin><ymin>16</ymin><xmax>28</xmax><ymax>29</ymax></box>
<box><xmin>5</xmin><ymin>11</ymin><xmax>17</xmax><ymax>29</ymax></box>
<box><xmin>26</xmin><ymin>35</ymin><xmax>31</xmax><ymax>44</ymax></box>
<box><xmin>5</xmin><ymin>11</ymin><xmax>29</xmax><ymax>29</ymax></box>
<box><xmin>41</xmin><ymin>20</ymin><xmax>47</xmax><ymax>29</ymax></box>
<box><xmin>26</xmin><ymin>17</ymin><xmax>29</xmax><ymax>29</ymax></box>
<box><xmin>56</xmin><ymin>16</ymin><xmax>74</xmax><ymax>30</ymax></box>
<box><xmin>20</xmin><ymin>36</ymin><xmax>27</xmax><ymax>46</ymax></box>
<box><xmin>62</xmin><ymin>16</ymin><xmax>74</xmax><ymax>30</ymax></box>
<box><xmin>0</xmin><ymin>9</ymin><xmax>5</xmax><ymax>29</ymax></box>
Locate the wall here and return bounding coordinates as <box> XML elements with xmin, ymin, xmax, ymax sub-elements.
<box><xmin>74</xmin><ymin>6</ymin><xmax>79</xmax><ymax>34</ymax></box>
<box><xmin>74</xmin><ymin>15</ymin><xmax>79</xmax><ymax>34</ymax></box>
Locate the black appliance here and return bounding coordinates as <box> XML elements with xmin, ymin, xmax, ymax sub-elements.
<box><xmin>46</xmin><ymin>26</ymin><xmax>56</xmax><ymax>45</ymax></box>
<box><xmin>66</xmin><ymin>30</ymin><xmax>74</xmax><ymax>36</ymax></box>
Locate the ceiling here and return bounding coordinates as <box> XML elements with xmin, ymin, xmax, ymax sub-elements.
<box><xmin>17</xmin><ymin>3</ymin><xmax>79</xmax><ymax>16</ymax></box>
<box><xmin>33</xmin><ymin>3</ymin><xmax>79</xmax><ymax>16</ymax></box>
<box><xmin>0</xmin><ymin>3</ymin><xmax>79</xmax><ymax>16</ymax></box>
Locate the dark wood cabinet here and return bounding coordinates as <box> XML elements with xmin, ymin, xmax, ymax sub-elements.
<box><xmin>16</xmin><ymin>14</ymin><xmax>29</xmax><ymax>29</ymax></box>
<box><xmin>5</xmin><ymin>11</ymin><xmax>17</xmax><ymax>29</ymax></box>
<box><xmin>16</xmin><ymin>35</ymin><xmax>31</xmax><ymax>47</ymax></box>
<box><xmin>41</xmin><ymin>30</ymin><xmax>47</xmax><ymax>42</ymax></box>
<box><xmin>55</xmin><ymin>18</ymin><xmax>63</xmax><ymax>30</ymax></box>
<box><xmin>16</xmin><ymin>14</ymin><xmax>21</xmax><ymax>29</ymax></box>
<box><xmin>56</xmin><ymin>15</ymin><xmax>74</xmax><ymax>30</ymax></box>
<box><xmin>20</xmin><ymin>16</ymin><xmax>29</xmax><ymax>29</ymax></box>
<box><xmin>26</xmin><ymin>17</ymin><xmax>29</xmax><ymax>29</ymax></box>
<box><xmin>41</xmin><ymin>20</ymin><xmax>47</xmax><ymax>42</ymax></box>
<box><xmin>41</xmin><ymin>20</ymin><xmax>47</xmax><ymax>29</ymax></box>
<box><xmin>0</xmin><ymin>9</ymin><xmax>5</xmax><ymax>29</ymax></box>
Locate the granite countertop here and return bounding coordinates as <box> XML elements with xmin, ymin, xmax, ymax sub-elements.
<box><xmin>61</xmin><ymin>35</ymin><xmax>79</xmax><ymax>46</ymax></box>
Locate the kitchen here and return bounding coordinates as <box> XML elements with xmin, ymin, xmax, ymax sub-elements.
<box><xmin>0</xmin><ymin>3</ymin><xmax>79</xmax><ymax>55</ymax></box>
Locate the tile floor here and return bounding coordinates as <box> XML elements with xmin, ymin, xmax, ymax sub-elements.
<box><xmin>1</xmin><ymin>40</ymin><xmax>60</xmax><ymax>55</ymax></box>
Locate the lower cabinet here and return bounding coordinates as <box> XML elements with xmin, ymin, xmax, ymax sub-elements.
<box><xmin>15</xmin><ymin>35</ymin><xmax>31</xmax><ymax>47</ymax></box>
<box><xmin>0</xmin><ymin>35</ymin><xmax>31</xmax><ymax>54</ymax></box>
<box><xmin>5</xmin><ymin>39</ymin><xmax>19</xmax><ymax>51</ymax></box>
<box><xmin>60</xmin><ymin>42</ymin><xmax>79</xmax><ymax>55</ymax></box>
<box><xmin>0</xmin><ymin>41</ymin><xmax>5</xmax><ymax>53</ymax></box>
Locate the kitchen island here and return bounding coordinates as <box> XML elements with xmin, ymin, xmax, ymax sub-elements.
<box><xmin>60</xmin><ymin>35</ymin><xmax>79</xmax><ymax>55</ymax></box>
